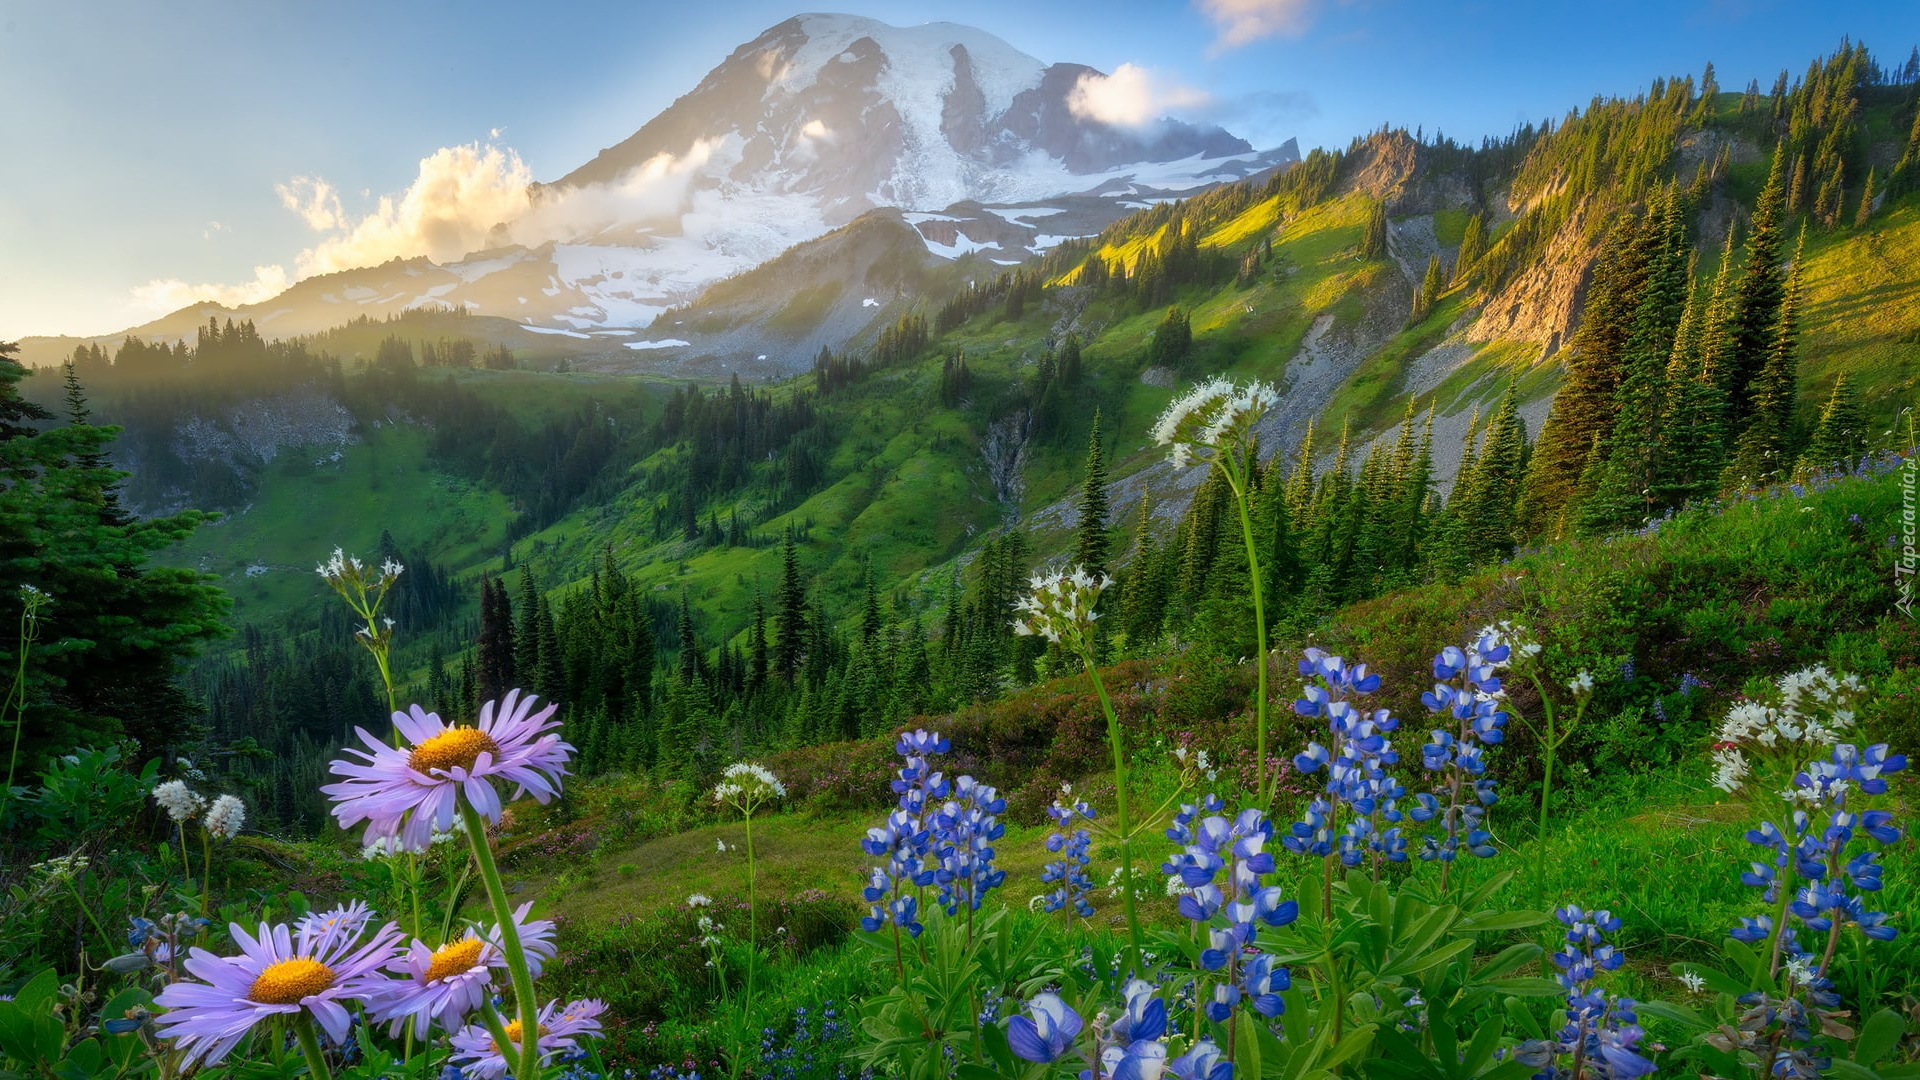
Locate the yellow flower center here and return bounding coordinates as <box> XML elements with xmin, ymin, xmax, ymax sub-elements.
<box><xmin>408</xmin><ymin>727</ymin><xmax>501</xmax><ymax>775</ymax></box>
<box><xmin>248</xmin><ymin>958</ymin><xmax>335</xmax><ymax>1004</ymax></box>
<box><xmin>499</xmin><ymin>1019</ymin><xmax>550</xmax><ymax>1047</ymax></box>
<box><xmin>424</xmin><ymin>936</ymin><xmax>486</xmax><ymax>982</ymax></box>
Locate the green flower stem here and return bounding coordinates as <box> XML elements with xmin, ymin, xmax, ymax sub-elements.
<box><xmin>200</xmin><ymin>828</ymin><xmax>213</xmax><ymax>917</ymax></box>
<box><xmin>1</xmin><ymin>602</ymin><xmax>39</xmax><ymax>815</ymax></box>
<box><xmin>1078</xmin><ymin>648</ymin><xmax>1143</xmax><ymax>974</ymax></box>
<box><xmin>480</xmin><ymin>1002</ymin><xmax>521</xmax><ymax>1077</ymax></box>
<box><xmin>1223</xmin><ymin>460</ymin><xmax>1270</xmax><ymax>807</ymax></box>
<box><xmin>744</xmin><ymin>807</ymin><xmax>758</xmax><ymax>1015</ymax></box>
<box><xmin>292</xmin><ymin>1013</ymin><xmax>333</xmax><ymax>1080</ymax></box>
<box><xmin>458</xmin><ymin>798</ymin><xmax>542</xmax><ymax>1080</ymax></box>
<box><xmin>1762</xmin><ymin>862</ymin><xmax>1797</xmax><ymax>981</ymax></box>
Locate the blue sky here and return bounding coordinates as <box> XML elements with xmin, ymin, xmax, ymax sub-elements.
<box><xmin>2</xmin><ymin>0</ymin><xmax>1915</xmax><ymax>337</ymax></box>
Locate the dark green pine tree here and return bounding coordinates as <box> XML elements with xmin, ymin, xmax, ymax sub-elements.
<box><xmin>1854</xmin><ymin>168</ymin><xmax>1876</xmax><ymax>228</ymax></box>
<box><xmin>860</xmin><ymin>562</ymin><xmax>883</xmax><ymax>646</ymax></box>
<box><xmin>1517</xmin><ymin>213</ymin><xmax>1657</xmax><ymax>539</ymax></box>
<box><xmin>1462</xmin><ymin>384</ymin><xmax>1529</xmax><ymax>561</ymax></box>
<box><xmin>676</xmin><ymin>592</ymin><xmax>701</xmax><ymax>685</ymax></box>
<box><xmin>477</xmin><ymin>576</ymin><xmax>516</xmax><ymax>703</ymax></box>
<box><xmin>748</xmin><ymin>592</ymin><xmax>769</xmax><ymax>692</ymax></box>
<box><xmin>774</xmin><ymin>527</ymin><xmax>808</xmax><ymax>684</ymax></box>
<box><xmin>1411</xmin><ymin>254</ymin><xmax>1445</xmax><ymax>323</ymax></box>
<box><xmin>59</xmin><ymin>362</ymin><xmax>131</xmax><ymax>526</ymax></box>
<box><xmin>1577</xmin><ymin>186</ymin><xmax>1691</xmax><ymax>534</ymax></box>
<box><xmin>1657</xmin><ymin>231</ymin><xmax>1738</xmax><ymax>508</ymax></box>
<box><xmin>1725</xmin><ymin>231</ymin><xmax>1806</xmax><ymax>488</ymax></box>
<box><xmin>1799</xmin><ymin>374</ymin><xmax>1868</xmax><ymax>474</ymax></box>
<box><xmin>1361</xmin><ymin>200</ymin><xmax>1389</xmax><ymax>260</ymax></box>
<box><xmin>1722</xmin><ymin>145</ymin><xmax>1792</xmax><ymax>420</ymax></box>
<box><xmin>0</xmin><ymin>341</ymin><xmax>54</xmax><ymax>440</ymax></box>
<box><xmin>1453</xmin><ymin>213</ymin><xmax>1486</xmax><ymax>287</ymax></box>
<box><xmin>1120</xmin><ymin>494</ymin><xmax>1168</xmax><ymax>651</ymax></box>
<box><xmin>1074</xmin><ymin>410</ymin><xmax>1112</xmax><ymax>576</ymax></box>
<box><xmin>1058</xmin><ymin>333</ymin><xmax>1084</xmax><ymax>385</ymax></box>
<box><xmin>1</xmin><ymin>342</ymin><xmax>228</xmax><ymax>765</ymax></box>
<box><xmin>514</xmin><ymin>567</ymin><xmax>543</xmax><ymax>687</ymax></box>
<box><xmin>535</xmin><ymin>592</ymin><xmax>564</xmax><ymax>703</ymax></box>
<box><xmin>1147</xmin><ymin>306</ymin><xmax>1193</xmax><ymax>371</ymax></box>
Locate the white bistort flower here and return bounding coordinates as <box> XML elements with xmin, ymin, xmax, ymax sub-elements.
<box><xmin>153</xmin><ymin>780</ymin><xmax>206</xmax><ymax>824</ymax></box>
<box><xmin>1151</xmin><ymin>379</ymin><xmax>1280</xmax><ymax>469</ymax></box>
<box><xmin>713</xmin><ymin>762</ymin><xmax>785</xmax><ymax>803</ymax></box>
<box><xmin>1709</xmin><ymin>666</ymin><xmax>1861</xmax><ymax>794</ymax></box>
<box><xmin>1011</xmin><ymin>566</ymin><xmax>1110</xmax><ymax>650</ymax></box>
<box><xmin>1567</xmin><ymin>670</ymin><xmax>1596</xmax><ymax>696</ymax></box>
<box><xmin>204</xmin><ymin>795</ymin><xmax>247</xmax><ymax>840</ymax></box>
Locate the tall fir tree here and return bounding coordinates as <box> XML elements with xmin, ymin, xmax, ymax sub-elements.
<box><xmin>1453</xmin><ymin>213</ymin><xmax>1486</xmax><ymax>286</ymax></box>
<box><xmin>1361</xmin><ymin>200</ymin><xmax>1389</xmax><ymax>260</ymax></box>
<box><xmin>1517</xmin><ymin>214</ymin><xmax>1657</xmax><ymax>538</ymax></box>
<box><xmin>1725</xmin><ymin>230</ymin><xmax>1806</xmax><ymax>487</ymax></box>
<box><xmin>1800</xmin><ymin>374</ymin><xmax>1868</xmax><ymax>473</ymax></box>
<box><xmin>1577</xmin><ymin>186</ymin><xmax>1691</xmax><ymax>534</ymax></box>
<box><xmin>1656</xmin><ymin>236</ymin><xmax>1735</xmax><ymax>508</ymax></box>
<box><xmin>1722</xmin><ymin>145</ymin><xmax>1792</xmax><ymax>419</ymax></box>
<box><xmin>774</xmin><ymin>527</ymin><xmax>808</xmax><ymax>683</ymax></box>
<box><xmin>1074</xmin><ymin>410</ymin><xmax>1112</xmax><ymax>576</ymax></box>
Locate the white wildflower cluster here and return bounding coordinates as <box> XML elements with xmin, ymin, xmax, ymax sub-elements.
<box><xmin>696</xmin><ymin>914</ymin><xmax>725</xmax><ymax>948</ymax></box>
<box><xmin>362</xmin><ymin>814</ymin><xmax>465</xmax><ymax>859</ymax></box>
<box><xmin>30</xmin><ymin>853</ymin><xmax>89</xmax><ymax>882</ymax></box>
<box><xmin>1709</xmin><ymin>666</ymin><xmax>1862</xmax><ymax>794</ymax></box>
<box><xmin>1677</xmin><ymin>970</ymin><xmax>1707</xmax><ymax>994</ymax></box>
<box><xmin>1475</xmin><ymin>620</ymin><xmax>1543</xmax><ymax>665</ymax></box>
<box><xmin>713</xmin><ymin>761</ymin><xmax>786</xmax><ymax>807</ymax></box>
<box><xmin>315</xmin><ymin>548</ymin><xmax>404</xmax><ymax>588</ymax></box>
<box><xmin>686</xmin><ymin>893</ymin><xmax>712</xmax><ymax>909</ymax></box>
<box><xmin>1151</xmin><ymin>379</ymin><xmax>1280</xmax><ymax>469</ymax></box>
<box><xmin>152</xmin><ymin>780</ymin><xmax>205</xmax><ymax>824</ymax></box>
<box><xmin>176</xmin><ymin>757</ymin><xmax>207</xmax><ymax>782</ymax></box>
<box><xmin>204</xmin><ymin>795</ymin><xmax>246</xmax><ymax>840</ymax></box>
<box><xmin>18</xmin><ymin>583</ymin><xmax>50</xmax><ymax>619</ymax></box>
<box><xmin>1171</xmin><ymin>745</ymin><xmax>1218</xmax><ymax>783</ymax></box>
<box><xmin>1011</xmin><ymin>566</ymin><xmax>1110</xmax><ymax>649</ymax></box>
<box><xmin>1567</xmin><ymin>670</ymin><xmax>1596</xmax><ymax>696</ymax></box>
<box><xmin>1102</xmin><ymin>866</ymin><xmax>1157</xmax><ymax>901</ymax></box>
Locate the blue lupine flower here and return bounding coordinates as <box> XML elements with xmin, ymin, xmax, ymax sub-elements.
<box><xmin>1241</xmin><ymin>953</ymin><xmax>1289</xmax><ymax>1017</ymax></box>
<box><xmin>1041</xmin><ymin>788</ymin><xmax>1098</xmax><ymax>918</ymax></box>
<box><xmin>1097</xmin><ymin>1039</ymin><xmax>1169</xmax><ymax>1080</ymax></box>
<box><xmin>1415</xmin><ymin>637</ymin><xmax>1510</xmax><ymax>868</ymax></box>
<box><xmin>1518</xmin><ymin>904</ymin><xmax>1654</xmax><ymax>1079</ymax></box>
<box><xmin>1111</xmin><ymin>979</ymin><xmax>1167</xmax><ymax>1043</ymax></box>
<box><xmin>1168</xmin><ymin>1038</ymin><xmax>1233</xmax><ymax>1080</ymax></box>
<box><xmin>1006</xmin><ymin>994</ymin><xmax>1081</xmax><ymax>1064</ymax></box>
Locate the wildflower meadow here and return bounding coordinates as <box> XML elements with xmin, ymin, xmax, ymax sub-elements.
<box><xmin>1</xmin><ymin>382</ymin><xmax>1916</xmax><ymax>1080</ymax></box>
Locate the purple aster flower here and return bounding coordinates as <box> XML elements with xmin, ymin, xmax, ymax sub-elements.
<box><xmin>323</xmin><ymin>690</ymin><xmax>572</xmax><ymax>852</ymax></box>
<box><xmin>370</xmin><ymin>905</ymin><xmax>553</xmax><ymax>1039</ymax></box>
<box><xmin>448</xmin><ymin>998</ymin><xmax>605</xmax><ymax>1080</ymax></box>
<box><xmin>153</xmin><ymin>914</ymin><xmax>402</xmax><ymax>1067</ymax></box>
<box><xmin>1006</xmin><ymin>993</ymin><xmax>1081</xmax><ymax>1063</ymax></box>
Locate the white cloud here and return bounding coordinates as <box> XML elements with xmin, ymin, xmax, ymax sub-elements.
<box><xmin>1196</xmin><ymin>0</ymin><xmax>1318</xmax><ymax>49</ymax></box>
<box><xmin>126</xmin><ymin>135</ymin><xmax>722</xmax><ymax>313</ymax></box>
<box><xmin>288</xmin><ymin>143</ymin><xmax>534</xmax><ymax>277</ymax></box>
<box><xmin>1068</xmin><ymin>63</ymin><xmax>1211</xmax><ymax>128</ymax></box>
<box><xmin>131</xmin><ymin>264</ymin><xmax>290</xmax><ymax>313</ymax></box>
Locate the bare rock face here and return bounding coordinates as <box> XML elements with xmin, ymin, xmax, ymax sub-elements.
<box><xmin>1339</xmin><ymin>131</ymin><xmax>1474</xmax><ymax>216</ymax></box>
<box><xmin>1468</xmin><ymin>202</ymin><xmax>1606</xmax><ymax>356</ymax></box>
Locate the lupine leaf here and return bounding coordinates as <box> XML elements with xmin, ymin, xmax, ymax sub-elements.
<box><xmin>1853</xmin><ymin>1008</ymin><xmax>1905</xmax><ymax>1066</ymax></box>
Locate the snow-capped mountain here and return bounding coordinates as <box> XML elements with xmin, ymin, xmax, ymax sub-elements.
<box><xmin>78</xmin><ymin>14</ymin><xmax>1294</xmax><ymax>365</ymax></box>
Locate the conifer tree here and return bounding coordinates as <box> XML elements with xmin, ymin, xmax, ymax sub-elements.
<box><xmin>1723</xmin><ymin>146</ymin><xmax>1791</xmax><ymax>421</ymax></box>
<box><xmin>1453</xmin><ymin>213</ymin><xmax>1486</xmax><ymax>287</ymax></box>
<box><xmin>1517</xmin><ymin>214</ymin><xmax>1656</xmax><ymax>538</ymax></box>
<box><xmin>477</xmin><ymin>576</ymin><xmax>517</xmax><ymax>702</ymax></box>
<box><xmin>774</xmin><ymin>527</ymin><xmax>808</xmax><ymax>683</ymax></box>
<box><xmin>1147</xmin><ymin>307</ymin><xmax>1193</xmax><ymax>371</ymax></box>
<box><xmin>1361</xmin><ymin>200</ymin><xmax>1389</xmax><ymax>260</ymax></box>
<box><xmin>58</xmin><ymin>361</ymin><xmax>131</xmax><ymax>527</ymax></box>
<box><xmin>1800</xmin><ymin>374</ymin><xmax>1868</xmax><ymax>474</ymax></box>
<box><xmin>1412</xmin><ymin>254</ymin><xmax>1445</xmax><ymax>322</ymax></box>
<box><xmin>748</xmin><ymin>592</ymin><xmax>769</xmax><ymax>691</ymax></box>
<box><xmin>1855</xmin><ymin>167</ymin><xmax>1877</xmax><ymax>227</ymax></box>
<box><xmin>1577</xmin><ymin>187</ymin><xmax>1690</xmax><ymax>534</ymax></box>
<box><xmin>514</xmin><ymin>568</ymin><xmax>543</xmax><ymax>685</ymax></box>
<box><xmin>1725</xmin><ymin>231</ymin><xmax>1806</xmax><ymax>487</ymax></box>
<box><xmin>1656</xmin><ymin>238</ymin><xmax>1735</xmax><ymax>508</ymax></box>
<box><xmin>1463</xmin><ymin>384</ymin><xmax>1529</xmax><ymax>559</ymax></box>
<box><xmin>1074</xmin><ymin>410</ymin><xmax>1112</xmax><ymax>576</ymax></box>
